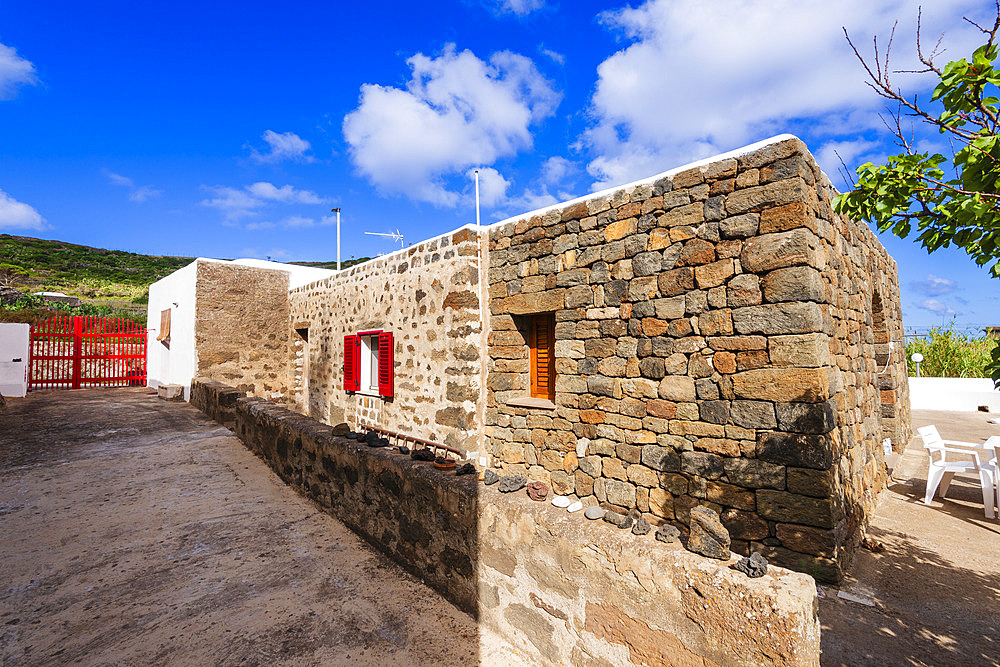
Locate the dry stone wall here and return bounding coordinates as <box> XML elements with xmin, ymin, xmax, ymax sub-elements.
<box><xmin>288</xmin><ymin>227</ymin><xmax>487</xmax><ymax>453</ymax></box>
<box><xmin>192</xmin><ymin>378</ymin><xmax>821</xmax><ymax>666</ymax></box>
<box><xmin>194</xmin><ymin>261</ymin><xmax>293</xmax><ymax>400</ymax></box>
<box><xmin>485</xmin><ymin>136</ymin><xmax>909</xmax><ymax>581</ymax></box>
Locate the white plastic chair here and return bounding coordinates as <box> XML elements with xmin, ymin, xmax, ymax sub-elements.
<box><xmin>917</xmin><ymin>425</ymin><xmax>996</xmax><ymax>519</ymax></box>
<box><xmin>991</xmin><ymin>438</ymin><xmax>1000</xmax><ymax>522</ymax></box>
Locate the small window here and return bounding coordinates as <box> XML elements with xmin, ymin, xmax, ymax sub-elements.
<box><xmin>529</xmin><ymin>313</ymin><xmax>555</xmax><ymax>401</ymax></box>
<box><xmin>344</xmin><ymin>330</ymin><xmax>393</xmax><ymax>398</ymax></box>
<box><xmin>156</xmin><ymin>308</ymin><xmax>171</xmax><ymax>346</ymax></box>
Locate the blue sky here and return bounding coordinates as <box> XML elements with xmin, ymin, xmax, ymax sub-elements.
<box><xmin>0</xmin><ymin>0</ymin><xmax>996</xmax><ymax>330</ymax></box>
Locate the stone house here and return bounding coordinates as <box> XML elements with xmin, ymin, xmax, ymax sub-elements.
<box><xmin>150</xmin><ymin>134</ymin><xmax>910</xmax><ymax>581</ymax></box>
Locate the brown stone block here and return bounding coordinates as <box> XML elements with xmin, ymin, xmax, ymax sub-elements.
<box><xmin>648</xmin><ymin>487</ymin><xmax>675</xmax><ymax>519</ymax></box>
<box><xmin>658</xmin><ymin>376</ymin><xmax>696</xmax><ymax>402</ymax></box>
<box><xmin>759</xmin><ymin>202</ymin><xmax>817</xmax><ymax>234</ymax></box>
<box><xmin>617</xmin><ymin>202</ymin><xmax>641</xmax><ymax>219</ymax></box>
<box><xmin>732</xmin><ymin>368</ymin><xmax>828</xmax><ymax>402</ymax></box>
<box><xmin>694</xmin><ymin>437</ymin><xmax>740</xmax><ymax>457</ymax></box>
<box><xmin>443</xmin><ymin>290</ymin><xmax>478</xmax><ymax>310</ymax></box>
<box><xmin>880</xmin><ymin>389</ymin><xmax>896</xmax><ymax>405</ymax></box>
<box><xmin>741</xmin><ymin>228</ymin><xmax>821</xmax><ymax>273</ymax></box>
<box><xmin>769</xmin><ymin>333</ymin><xmax>831</xmax><ymax>367</ymax></box>
<box><xmin>561</xmin><ymin>202</ymin><xmax>589</xmax><ymax>221</ymax></box>
<box><xmin>694</xmin><ymin>259</ymin><xmax>736</xmax><ymax>288</ymax></box>
<box><xmin>732</xmin><ymin>302</ymin><xmax>823</xmax><ymax>335</ymax></box>
<box><xmin>725</xmin><ymin>178</ymin><xmax>807</xmax><ymax>216</ymax></box>
<box><xmin>501</xmin><ymin>290</ymin><xmax>565</xmax><ymax>315</ymax></box>
<box><xmin>677</xmin><ymin>239</ymin><xmax>716</xmax><ymax>266</ymax></box>
<box><xmin>705</xmin><ymin>480</ymin><xmax>755</xmax><ymax>510</ymax></box>
<box><xmin>647</xmin><ymin>227</ymin><xmax>671</xmax><ymax>251</ymax></box>
<box><xmin>756</xmin><ymin>489</ymin><xmax>836</xmax><ymax>528</ymax></box>
<box><xmin>658</xmin><ymin>267</ymin><xmax>694</xmax><ymax>296</ymax></box>
<box><xmin>762</xmin><ymin>266</ymin><xmax>824</xmax><ymax>303</ymax></box>
<box><xmin>646</xmin><ymin>399</ymin><xmax>677</xmax><ymax>419</ymax></box>
<box><xmin>713</xmin><ymin>351</ymin><xmax>737</xmax><ymax>374</ymax></box>
<box><xmin>726</xmin><ymin>273</ymin><xmax>762</xmax><ymax>307</ymax></box>
<box><xmin>667</xmin><ymin>319</ymin><xmax>693</xmax><ymax>337</ymax></box>
<box><xmin>775</xmin><ymin>523</ymin><xmax>837</xmax><ymax>557</ymax></box>
<box><xmin>605</xmin><ymin>217</ymin><xmax>637</xmax><ymax>242</ymax></box>
<box><xmin>698</xmin><ymin>309</ymin><xmax>734</xmax><ymax>336</ymax></box>
<box><xmin>709</xmin><ymin>335</ymin><xmax>768</xmax><ymax>351</ymax></box>
<box><xmin>757</xmin><ymin>431</ymin><xmax>833</xmax><ymax>470</ymax></box>
<box><xmin>575</xmin><ymin>470</ymin><xmax>596</xmax><ymax>497</ymax></box>
<box><xmin>580</xmin><ymin>409</ymin><xmax>605</xmax><ymax>424</ymax></box>
<box><xmin>720</xmin><ymin>508</ymin><xmax>768</xmax><ymax>540</ymax></box>
<box><xmin>640</xmin><ymin>318</ymin><xmax>670</xmax><ymax>337</ymax></box>
<box><xmin>786</xmin><ymin>467</ymin><xmax>835</xmax><ymax>497</ymax></box>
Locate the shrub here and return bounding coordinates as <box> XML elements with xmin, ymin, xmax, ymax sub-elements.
<box><xmin>905</xmin><ymin>326</ymin><xmax>999</xmax><ymax>378</ymax></box>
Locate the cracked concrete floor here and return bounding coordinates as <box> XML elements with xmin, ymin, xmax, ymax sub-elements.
<box><xmin>0</xmin><ymin>389</ymin><xmax>502</xmax><ymax>666</ymax></box>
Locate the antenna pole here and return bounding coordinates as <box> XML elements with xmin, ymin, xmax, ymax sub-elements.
<box><xmin>332</xmin><ymin>207</ymin><xmax>342</xmax><ymax>271</ymax></box>
<box><xmin>474</xmin><ymin>169</ymin><xmax>481</xmax><ymax>227</ymax></box>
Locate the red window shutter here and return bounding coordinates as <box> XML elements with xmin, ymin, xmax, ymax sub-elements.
<box><xmin>378</xmin><ymin>331</ymin><xmax>394</xmax><ymax>398</ymax></box>
<box><xmin>344</xmin><ymin>335</ymin><xmax>359</xmax><ymax>392</ymax></box>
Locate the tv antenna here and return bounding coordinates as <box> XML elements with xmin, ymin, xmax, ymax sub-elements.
<box><xmin>365</xmin><ymin>229</ymin><xmax>405</xmax><ymax>249</ymax></box>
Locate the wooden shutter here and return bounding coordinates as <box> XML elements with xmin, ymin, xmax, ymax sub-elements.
<box><xmin>378</xmin><ymin>331</ymin><xmax>394</xmax><ymax>399</ymax></box>
<box><xmin>344</xmin><ymin>335</ymin><xmax>359</xmax><ymax>392</ymax></box>
<box><xmin>156</xmin><ymin>308</ymin><xmax>171</xmax><ymax>342</ymax></box>
<box><xmin>530</xmin><ymin>314</ymin><xmax>555</xmax><ymax>401</ymax></box>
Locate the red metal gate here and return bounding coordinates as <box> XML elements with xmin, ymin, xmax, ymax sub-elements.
<box><xmin>29</xmin><ymin>316</ymin><xmax>147</xmax><ymax>391</ymax></box>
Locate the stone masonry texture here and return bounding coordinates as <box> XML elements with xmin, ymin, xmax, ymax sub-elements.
<box><xmin>192</xmin><ymin>379</ymin><xmax>821</xmax><ymax>666</ymax></box>
<box><xmin>194</xmin><ymin>261</ymin><xmax>293</xmax><ymax>400</ymax></box>
<box><xmin>485</xmin><ymin>136</ymin><xmax>910</xmax><ymax>582</ymax></box>
<box><xmin>288</xmin><ymin>227</ymin><xmax>487</xmax><ymax>454</ymax></box>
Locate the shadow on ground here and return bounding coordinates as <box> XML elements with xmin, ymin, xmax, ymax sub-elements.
<box><xmin>0</xmin><ymin>389</ymin><xmax>481</xmax><ymax>666</ymax></box>
<box><xmin>819</xmin><ymin>409</ymin><xmax>1000</xmax><ymax>666</ymax></box>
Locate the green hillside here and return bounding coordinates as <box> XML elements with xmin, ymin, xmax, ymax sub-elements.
<box><xmin>0</xmin><ymin>235</ymin><xmax>370</xmax><ymax>325</ymax></box>
<box><xmin>0</xmin><ymin>234</ymin><xmax>194</xmax><ymax>304</ymax></box>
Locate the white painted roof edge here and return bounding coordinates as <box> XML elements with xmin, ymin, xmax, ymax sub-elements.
<box><xmin>291</xmin><ymin>222</ymin><xmax>483</xmax><ymax>287</ymax></box>
<box><xmin>485</xmin><ymin>133</ymin><xmax>804</xmax><ymax>230</ymax></box>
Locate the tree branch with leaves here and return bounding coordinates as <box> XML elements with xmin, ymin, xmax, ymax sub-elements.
<box><xmin>834</xmin><ymin>4</ymin><xmax>1000</xmax><ymax>386</ymax></box>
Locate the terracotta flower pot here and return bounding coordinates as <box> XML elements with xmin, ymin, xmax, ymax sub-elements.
<box><xmin>434</xmin><ymin>456</ymin><xmax>456</xmax><ymax>470</ymax></box>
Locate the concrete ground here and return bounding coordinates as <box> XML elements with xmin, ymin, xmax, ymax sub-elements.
<box><xmin>0</xmin><ymin>389</ymin><xmax>499</xmax><ymax>666</ymax></box>
<box><xmin>6</xmin><ymin>390</ymin><xmax>1000</xmax><ymax>666</ymax></box>
<box><xmin>820</xmin><ymin>409</ymin><xmax>1000</xmax><ymax>666</ymax></box>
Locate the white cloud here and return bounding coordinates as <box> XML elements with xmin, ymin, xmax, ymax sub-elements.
<box><xmin>0</xmin><ymin>188</ymin><xmax>47</xmax><ymax>230</ymax></box>
<box><xmin>917</xmin><ymin>298</ymin><xmax>958</xmax><ymax>317</ymax></box>
<box><xmin>912</xmin><ymin>274</ymin><xmax>957</xmax><ymax>297</ymax></box>
<box><xmin>104</xmin><ymin>170</ymin><xmax>162</xmax><ymax>203</ymax></box>
<box><xmin>244</xmin><ymin>214</ymin><xmax>338</xmax><ymax>231</ymax></box>
<box><xmin>201</xmin><ymin>182</ymin><xmax>329</xmax><ymax>222</ymax></box>
<box><xmin>129</xmin><ymin>185</ymin><xmax>162</xmax><ymax>203</ymax></box>
<box><xmin>105</xmin><ymin>171</ymin><xmax>133</xmax><ymax>187</ymax></box>
<box><xmin>245</xmin><ymin>182</ymin><xmax>327</xmax><ymax>204</ymax></box>
<box><xmin>0</xmin><ymin>42</ymin><xmax>37</xmax><ymax>100</ymax></box>
<box><xmin>540</xmin><ymin>156</ymin><xmax>578</xmax><ymax>187</ymax></box>
<box><xmin>488</xmin><ymin>0</ymin><xmax>547</xmax><ymax>16</ymax></box>
<box><xmin>343</xmin><ymin>44</ymin><xmax>560</xmax><ymax>206</ymax></box>
<box><xmin>471</xmin><ymin>167</ymin><xmax>510</xmax><ymax>207</ymax></box>
<box><xmin>540</xmin><ymin>48</ymin><xmax>565</xmax><ymax>65</ymax></box>
<box><xmin>584</xmin><ymin>0</ymin><xmax>985</xmax><ymax>189</ymax></box>
<box><xmin>250</xmin><ymin>130</ymin><xmax>314</xmax><ymax>164</ymax></box>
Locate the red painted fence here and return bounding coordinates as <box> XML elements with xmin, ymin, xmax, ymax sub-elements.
<box><xmin>29</xmin><ymin>316</ymin><xmax>147</xmax><ymax>391</ymax></box>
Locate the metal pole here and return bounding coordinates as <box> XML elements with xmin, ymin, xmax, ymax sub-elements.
<box><xmin>332</xmin><ymin>208</ymin><xmax>341</xmax><ymax>271</ymax></box>
<box><xmin>475</xmin><ymin>169</ymin><xmax>481</xmax><ymax>227</ymax></box>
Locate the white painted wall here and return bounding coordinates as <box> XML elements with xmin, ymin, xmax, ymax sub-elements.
<box><xmin>909</xmin><ymin>377</ymin><xmax>1000</xmax><ymax>413</ymax></box>
<box><xmin>0</xmin><ymin>323</ymin><xmax>29</xmax><ymax>398</ymax></box>
<box><xmin>146</xmin><ymin>259</ymin><xmax>199</xmax><ymax>400</ymax></box>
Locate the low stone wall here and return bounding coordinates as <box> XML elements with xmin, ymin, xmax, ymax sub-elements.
<box><xmin>192</xmin><ymin>379</ymin><xmax>820</xmax><ymax>666</ymax></box>
<box><xmin>191</xmin><ymin>378</ymin><xmax>478</xmax><ymax>614</ymax></box>
<box><xmin>479</xmin><ymin>490</ymin><xmax>820</xmax><ymax>666</ymax></box>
